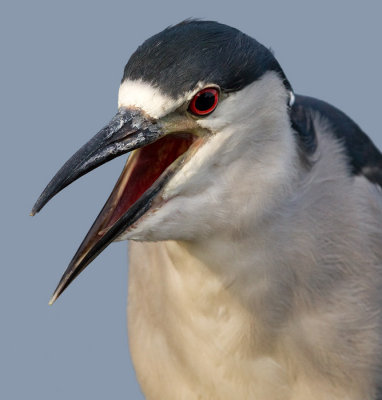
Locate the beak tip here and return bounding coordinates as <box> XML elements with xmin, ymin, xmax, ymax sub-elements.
<box><xmin>49</xmin><ymin>281</ymin><xmax>66</xmax><ymax>305</ymax></box>
<box><xmin>30</xmin><ymin>202</ymin><xmax>39</xmax><ymax>216</ymax></box>
<box><xmin>31</xmin><ymin>196</ymin><xmax>45</xmax><ymax>216</ymax></box>
<box><xmin>48</xmin><ymin>294</ymin><xmax>58</xmax><ymax>306</ymax></box>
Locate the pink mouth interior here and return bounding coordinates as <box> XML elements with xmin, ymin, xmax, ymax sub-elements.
<box><xmin>102</xmin><ymin>133</ymin><xmax>197</xmax><ymax>232</ymax></box>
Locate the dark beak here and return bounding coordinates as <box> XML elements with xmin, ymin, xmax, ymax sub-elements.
<box><xmin>31</xmin><ymin>108</ymin><xmax>173</xmax><ymax>304</ymax></box>
<box><xmin>31</xmin><ymin>109</ymin><xmax>162</xmax><ymax>216</ymax></box>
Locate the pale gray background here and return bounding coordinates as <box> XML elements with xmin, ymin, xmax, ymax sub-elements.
<box><xmin>2</xmin><ymin>0</ymin><xmax>382</xmax><ymax>399</ymax></box>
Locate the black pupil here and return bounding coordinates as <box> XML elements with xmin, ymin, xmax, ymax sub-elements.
<box><xmin>195</xmin><ymin>91</ymin><xmax>215</xmax><ymax>111</ymax></box>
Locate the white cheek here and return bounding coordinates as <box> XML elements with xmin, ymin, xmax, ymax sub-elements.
<box><xmin>198</xmin><ymin>71</ymin><xmax>289</xmax><ymax>133</ymax></box>
<box><xmin>164</xmin><ymin>71</ymin><xmax>291</xmax><ymax>199</ymax></box>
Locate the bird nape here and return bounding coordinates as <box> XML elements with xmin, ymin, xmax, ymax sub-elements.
<box><xmin>32</xmin><ymin>20</ymin><xmax>382</xmax><ymax>400</ymax></box>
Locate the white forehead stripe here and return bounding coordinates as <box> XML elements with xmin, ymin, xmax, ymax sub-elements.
<box><xmin>118</xmin><ymin>80</ymin><xmax>185</xmax><ymax>119</ymax></box>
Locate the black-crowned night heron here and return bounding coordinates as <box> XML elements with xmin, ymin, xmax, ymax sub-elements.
<box><xmin>32</xmin><ymin>20</ymin><xmax>382</xmax><ymax>399</ymax></box>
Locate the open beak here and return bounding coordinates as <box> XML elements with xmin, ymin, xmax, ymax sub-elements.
<box><xmin>32</xmin><ymin>108</ymin><xmax>198</xmax><ymax>304</ymax></box>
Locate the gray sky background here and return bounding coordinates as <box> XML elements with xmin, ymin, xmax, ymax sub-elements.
<box><xmin>2</xmin><ymin>1</ymin><xmax>382</xmax><ymax>399</ymax></box>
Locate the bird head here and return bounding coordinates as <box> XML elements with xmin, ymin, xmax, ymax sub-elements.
<box><xmin>32</xmin><ymin>20</ymin><xmax>298</xmax><ymax>303</ymax></box>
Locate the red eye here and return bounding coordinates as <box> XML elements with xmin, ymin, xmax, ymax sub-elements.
<box><xmin>189</xmin><ymin>88</ymin><xmax>219</xmax><ymax>116</ymax></box>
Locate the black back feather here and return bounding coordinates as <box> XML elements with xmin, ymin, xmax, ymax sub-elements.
<box><xmin>291</xmin><ymin>95</ymin><xmax>382</xmax><ymax>188</ymax></box>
